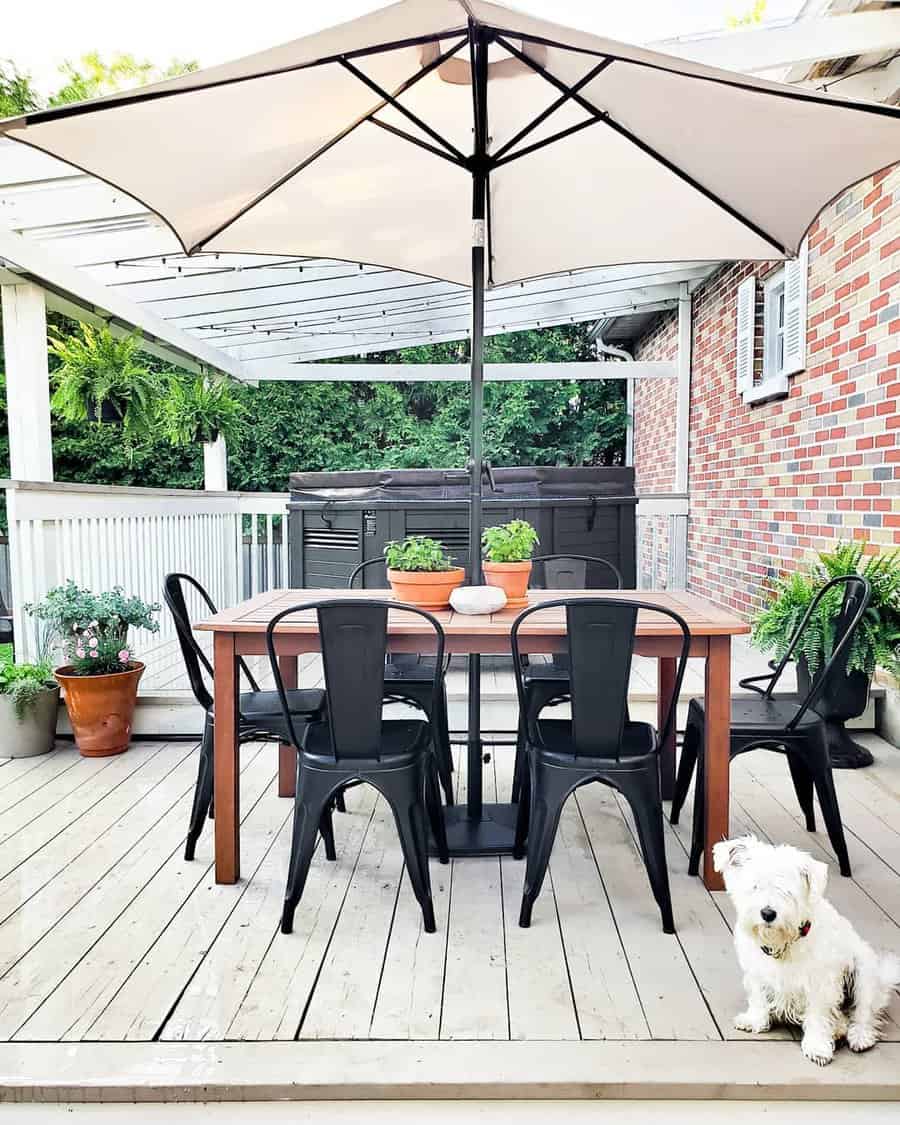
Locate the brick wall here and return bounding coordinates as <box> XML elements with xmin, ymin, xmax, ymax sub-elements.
<box><xmin>631</xmin><ymin>165</ymin><xmax>900</xmax><ymax>618</ymax></box>
<box><xmin>632</xmin><ymin>314</ymin><xmax>678</xmax><ymax>494</ymax></box>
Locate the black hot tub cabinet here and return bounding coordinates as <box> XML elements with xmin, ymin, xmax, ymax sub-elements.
<box><xmin>287</xmin><ymin>466</ymin><xmax>636</xmax><ymax>589</ymax></box>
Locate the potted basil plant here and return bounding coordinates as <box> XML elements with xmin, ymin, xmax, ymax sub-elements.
<box><xmin>482</xmin><ymin>519</ymin><xmax>539</xmax><ymax>608</ymax></box>
<box><xmin>26</xmin><ymin>582</ymin><xmax>160</xmax><ymax>757</ymax></box>
<box><xmin>0</xmin><ymin>659</ymin><xmax>59</xmax><ymax>758</ymax></box>
<box><xmin>751</xmin><ymin>542</ymin><xmax>900</xmax><ymax>768</ymax></box>
<box><xmin>384</xmin><ymin>536</ymin><xmax>465</xmax><ymax>609</ymax></box>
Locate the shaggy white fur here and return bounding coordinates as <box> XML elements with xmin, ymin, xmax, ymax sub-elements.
<box><xmin>714</xmin><ymin>835</ymin><xmax>900</xmax><ymax>1066</ymax></box>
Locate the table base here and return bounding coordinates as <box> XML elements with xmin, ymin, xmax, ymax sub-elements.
<box><xmin>431</xmin><ymin>801</ymin><xmax>520</xmax><ymax>857</ymax></box>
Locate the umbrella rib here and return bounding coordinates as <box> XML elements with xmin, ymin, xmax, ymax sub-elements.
<box><xmin>368</xmin><ymin>117</ymin><xmax>467</xmax><ymax>167</ymax></box>
<box><xmin>191</xmin><ymin>35</ymin><xmax>469</xmax><ymax>254</ymax></box>
<box><xmin>495</xmin><ymin>35</ymin><xmax>790</xmax><ymax>257</ymax></box>
<box><xmin>492</xmin><ymin>116</ymin><xmax>605</xmax><ymax>167</ymax></box>
<box><xmin>340</xmin><ymin>58</ymin><xmax>468</xmax><ymax>164</ymax></box>
<box><xmin>491</xmin><ymin>56</ymin><xmax>613</xmax><ymax>162</ymax></box>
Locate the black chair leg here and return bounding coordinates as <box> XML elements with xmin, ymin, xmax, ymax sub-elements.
<box><xmin>670</xmin><ymin>709</ymin><xmax>700</xmax><ymax>825</ymax></box>
<box><xmin>320</xmin><ymin>802</ymin><xmax>337</xmax><ymax>862</ymax></box>
<box><xmin>810</xmin><ymin>752</ymin><xmax>852</xmax><ymax>877</ymax></box>
<box><xmin>335</xmin><ymin>790</ymin><xmax>347</xmax><ymax>814</ymax></box>
<box><xmin>426</xmin><ymin>762</ymin><xmax>449</xmax><ymax>865</ymax></box>
<box><xmin>185</xmin><ymin>716</ymin><xmax>214</xmax><ymax>861</ymax></box>
<box><xmin>433</xmin><ymin>684</ymin><xmax>455</xmax><ymax>807</ymax></box>
<box><xmin>511</xmin><ymin>710</ymin><xmax>527</xmax><ymax>804</ymax></box>
<box><xmin>623</xmin><ymin>770</ymin><xmax>675</xmax><ymax>934</ymax></box>
<box><xmin>381</xmin><ymin>764</ymin><xmax>437</xmax><ymax>933</ymax></box>
<box><xmin>519</xmin><ymin>758</ymin><xmax>570</xmax><ymax>927</ymax></box>
<box><xmin>787</xmin><ymin>754</ymin><xmax>817</xmax><ymax>832</ymax></box>
<box><xmin>282</xmin><ymin>766</ymin><xmax>340</xmax><ymax>934</ymax></box>
<box><xmin>688</xmin><ymin>748</ymin><xmax>705</xmax><ymax>877</ymax></box>
<box><xmin>513</xmin><ymin>756</ymin><xmax>530</xmax><ymax>860</ymax></box>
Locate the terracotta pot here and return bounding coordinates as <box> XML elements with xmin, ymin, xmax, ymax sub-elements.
<box><xmin>482</xmin><ymin>560</ymin><xmax>533</xmax><ymax>608</ymax></box>
<box><xmin>55</xmin><ymin>662</ymin><xmax>144</xmax><ymax>757</ymax></box>
<box><xmin>387</xmin><ymin>567</ymin><xmax>465</xmax><ymax>610</ymax></box>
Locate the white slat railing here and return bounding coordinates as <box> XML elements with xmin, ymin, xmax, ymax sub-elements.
<box><xmin>4</xmin><ymin>481</ymin><xmax>289</xmax><ymax>674</ymax></box>
<box><xmin>635</xmin><ymin>495</ymin><xmax>689</xmax><ymax>591</ymax></box>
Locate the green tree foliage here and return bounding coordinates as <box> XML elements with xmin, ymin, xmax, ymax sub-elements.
<box><xmin>49</xmin><ymin>52</ymin><xmax>198</xmax><ymax>106</ymax></box>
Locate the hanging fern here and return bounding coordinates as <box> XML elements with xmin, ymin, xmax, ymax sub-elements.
<box><xmin>157</xmin><ymin>375</ymin><xmax>246</xmax><ymax>448</ymax></box>
<box><xmin>751</xmin><ymin>542</ymin><xmax>900</xmax><ymax>678</ymax></box>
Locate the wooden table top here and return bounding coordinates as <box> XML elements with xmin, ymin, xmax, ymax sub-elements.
<box><xmin>197</xmin><ymin>588</ymin><xmax>750</xmax><ymax>639</ymax></box>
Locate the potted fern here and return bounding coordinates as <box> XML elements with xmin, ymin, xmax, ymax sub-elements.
<box><xmin>158</xmin><ymin>375</ymin><xmax>246</xmax><ymax>447</ymax></box>
<box><xmin>0</xmin><ymin>659</ymin><xmax>59</xmax><ymax>758</ymax></box>
<box><xmin>26</xmin><ymin>582</ymin><xmax>160</xmax><ymax>757</ymax></box>
<box><xmin>482</xmin><ymin>519</ymin><xmax>539</xmax><ymax>608</ymax></box>
<box><xmin>49</xmin><ymin>324</ymin><xmax>159</xmax><ymax>443</ymax></box>
<box><xmin>751</xmin><ymin>542</ymin><xmax>900</xmax><ymax>768</ymax></box>
<box><xmin>384</xmin><ymin>536</ymin><xmax>465</xmax><ymax>609</ymax></box>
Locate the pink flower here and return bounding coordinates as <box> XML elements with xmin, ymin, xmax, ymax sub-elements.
<box><xmin>76</xmin><ymin>647</ymin><xmax>85</xmax><ymax>658</ymax></box>
<box><xmin>89</xmin><ymin>636</ymin><xmax>99</xmax><ymax>648</ymax></box>
<box><xmin>118</xmin><ymin>650</ymin><xmax>130</xmax><ymax>663</ymax></box>
<box><xmin>89</xmin><ymin>651</ymin><xmax>98</xmax><ymax>659</ymax></box>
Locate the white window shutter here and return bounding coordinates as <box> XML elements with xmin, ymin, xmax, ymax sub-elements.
<box><xmin>782</xmin><ymin>239</ymin><xmax>808</xmax><ymax>376</ymax></box>
<box><xmin>736</xmin><ymin>275</ymin><xmax>756</xmax><ymax>396</ymax></box>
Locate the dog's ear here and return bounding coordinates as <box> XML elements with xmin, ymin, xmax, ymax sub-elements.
<box><xmin>801</xmin><ymin>857</ymin><xmax>828</xmax><ymax>903</ymax></box>
<box><xmin>713</xmin><ymin>836</ymin><xmax>757</xmax><ymax>873</ymax></box>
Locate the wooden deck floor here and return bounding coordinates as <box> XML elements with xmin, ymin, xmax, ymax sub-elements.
<box><xmin>0</xmin><ymin>725</ymin><xmax>897</xmax><ymax>1048</ymax></box>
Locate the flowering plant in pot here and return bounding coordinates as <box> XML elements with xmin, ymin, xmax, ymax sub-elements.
<box><xmin>26</xmin><ymin>582</ymin><xmax>160</xmax><ymax>757</ymax></box>
<box><xmin>0</xmin><ymin>658</ymin><xmax>59</xmax><ymax>759</ymax></box>
<box><xmin>482</xmin><ymin>519</ymin><xmax>539</xmax><ymax>608</ymax></box>
<box><xmin>384</xmin><ymin>536</ymin><xmax>465</xmax><ymax>610</ymax></box>
<box><xmin>751</xmin><ymin>542</ymin><xmax>900</xmax><ymax>768</ymax></box>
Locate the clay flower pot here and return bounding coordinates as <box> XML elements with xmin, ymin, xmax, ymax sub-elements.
<box><xmin>387</xmin><ymin>567</ymin><xmax>465</xmax><ymax>610</ymax></box>
<box><xmin>55</xmin><ymin>662</ymin><xmax>144</xmax><ymax>757</ymax></box>
<box><xmin>482</xmin><ymin>560</ymin><xmax>532</xmax><ymax>608</ymax></box>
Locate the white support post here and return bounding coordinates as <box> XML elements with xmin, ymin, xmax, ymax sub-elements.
<box><xmin>672</xmin><ymin>282</ymin><xmax>692</xmax><ymax>589</ymax></box>
<box><xmin>1</xmin><ymin>281</ymin><xmax>54</xmax><ymax>481</ymax></box>
<box><xmin>203</xmin><ymin>436</ymin><xmax>228</xmax><ymax>492</ymax></box>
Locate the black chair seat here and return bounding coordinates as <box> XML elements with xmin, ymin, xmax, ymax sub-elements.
<box><xmin>523</xmin><ymin>663</ymin><xmax>570</xmax><ymax>684</ymax></box>
<box><xmin>536</xmin><ymin>718</ymin><xmax>657</xmax><ymax>762</ymax></box>
<box><xmin>688</xmin><ymin>694</ymin><xmax>822</xmax><ymax>733</ymax></box>
<box><xmin>303</xmin><ymin>717</ymin><xmax>429</xmax><ymax>762</ymax></box>
<box><xmin>384</xmin><ymin>659</ymin><xmax>435</xmax><ymax>684</ymax></box>
<box><xmin>241</xmin><ymin>688</ymin><xmax>325</xmax><ymax>727</ymax></box>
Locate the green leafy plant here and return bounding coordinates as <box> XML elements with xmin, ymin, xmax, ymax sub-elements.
<box><xmin>158</xmin><ymin>375</ymin><xmax>246</xmax><ymax>448</ymax></box>
<box><xmin>384</xmin><ymin>536</ymin><xmax>455</xmax><ymax>573</ymax></box>
<box><xmin>26</xmin><ymin>582</ymin><xmax>160</xmax><ymax>675</ymax></box>
<box><xmin>482</xmin><ymin>519</ymin><xmax>539</xmax><ymax>563</ymax></box>
<box><xmin>49</xmin><ymin>324</ymin><xmax>162</xmax><ymax>445</ymax></box>
<box><xmin>751</xmin><ymin>542</ymin><xmax>900</xmax><ymax>678</ymax></box>
<box><xmin>0</xmin><ymin>660</ymin><xmax>55</xmax><ymax>720</ymax></box>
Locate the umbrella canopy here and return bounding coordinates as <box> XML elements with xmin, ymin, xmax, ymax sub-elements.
<box><xmin>2</xmin><ymin>0</ymin><xmax>898</xmax><ymax>286</ymax></box>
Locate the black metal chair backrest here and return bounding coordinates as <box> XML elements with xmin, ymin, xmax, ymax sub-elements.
<box><xmin>511</xmin><ymin>597</ymin><xmax>690</xmax><ymax>761</ymax></box>
<box><xmin>757</xmin><ymin>574</ymin><xmax>871</xmax><ymax>730</ymax></box>
<box><xmin>163</xmin><ymin>572</ymin><xmax>261</xmax><ymax>713</ymax></box>
<box><xmin>266</xmin><ymin>599</ymin><xmax>446</xmax><ymax>760</ymax></box>
<box><xmin>347</xmin><ymin>556</ymin><xmax>387</xmax><ymax>589</ymax></box>
<box><xmin>530</xmin><ymin>554</ymin><xmax>624</xmax><ymax>591</ymax></box>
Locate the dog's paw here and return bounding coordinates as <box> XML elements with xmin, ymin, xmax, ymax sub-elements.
<box><xmin>801</xmin><ymin>1035</ymin><xmax>835</xmax><ymax>1066</ymax></box>
<box><xmin>847</xmin><ymin>1023</ymin><xmax>878</xmax><ymax>1053</ymax></box>
<box><xmin>734</xmin><ymin>1010</ymin><xmax>771</xmax><ymax>1034</ymax></box>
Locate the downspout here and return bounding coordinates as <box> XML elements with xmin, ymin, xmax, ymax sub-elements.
<box><xmin>594</xmin><ymin>332</ymin><xmax>634</xmax><ymax>466</ymax></box>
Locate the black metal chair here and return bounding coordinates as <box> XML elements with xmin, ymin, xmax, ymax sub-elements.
<box><xmin>670</xmin><ymin>574</ymin><xmax>871</xmax><ymax>879</ymax></box>
<box><xmin>511</xmin><ymin>554</ymin><xmax>624</xmax><ymax>802</ymax></box>
<box><xmin>163</xmin><ymin>573</ymin><xmax>329</xmax><ymax>862</ymax></box>
<box><xmin>348</xmin><ymin>556</ymin><xmax>454</xmax><ymax>806</ymax></box>
<box><xmin>512</xmin><ymin>597</ymin><xmax>690</xmax><ymax>934</ymax></box>
<box><xmin>267</xmin><ymin>599</ymin><xmax>449</xmax><ymax>935</ymax></box>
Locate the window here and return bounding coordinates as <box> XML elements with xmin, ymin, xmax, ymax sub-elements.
<box><xmin>763</xmin><ymin>268</ymin><xmax>786</xmax><ymax>383</ymax></box>
<box><xmin>737</xmin><ymin>240</ymin><xmax>807</xmax><ymax>406</ymax></box>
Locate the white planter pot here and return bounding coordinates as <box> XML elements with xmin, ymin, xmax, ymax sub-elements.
<box><xmin>0</xmin><ymin>687</ymin><xmax>60</xmax><ymax>758</ymax></box>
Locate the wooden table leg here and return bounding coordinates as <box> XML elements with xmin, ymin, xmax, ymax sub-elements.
<box><xmin>278</xmin><ymin>653</ymin><xmax>297</xmax><ymax>798</ymax></box>
<box><xmin>703</xmin><ymin>635</ymin><xmax>731</xmax><ymax>891</ymax></box>
<box><xmin>213</xmin><ymin>630</ymin><xmax>241</xmax><ymax>884</ymax></box>
<box><xmin>657</xmin><ymin>656</ymin><xmax>677</xmax><ymax>802</ymax></box>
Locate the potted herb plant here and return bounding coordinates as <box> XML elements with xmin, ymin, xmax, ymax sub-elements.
<box><xmin>49</xmin><ymin>324</ymin><xmax>159</xmax><ymax>442</ymax></box>
<box><xmin>482</xmin><ymin>519</ymin><xmax>539</xmax><ymax>608</ymax></box>
<box><xmin>751</xmin><ymin>542</ymin><xmax>900</xmax><ymax>768</ymax></box>
<box><xmin>26</xmin><ymin>582</ymin><xmax>160</xmax><ymax>757</ymax></box>
<box><xmin>384</xmin><ymin>536</ymin><xmax>465</xmax><ymax>609</ymax></box>
<box><xmin>0</xmin><ymin>659</ymin><xmax>59</xmax><ymax>758</ymax></box>
<box><xmin>158</xmin><ymin>374</ymin><xmax>246</xmax><ymax>448</ymax></box>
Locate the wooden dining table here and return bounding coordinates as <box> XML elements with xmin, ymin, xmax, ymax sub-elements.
<box><xmin>196</xmin><ymin>588</ymin><xmax>749</xmax><ymax>891</ymax></box>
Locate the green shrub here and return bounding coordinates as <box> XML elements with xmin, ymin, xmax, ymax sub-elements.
<box><xmin>0</xmin><ymin>661</ymin><xmax>55</xmax><ymax>720</ymax></box>
<box><xmin>384</xmin><ymin>536</ymin><xmax>455</xmax><ymax>573</ymax></box>
<box><xmin>482</xmin><ymin>519</ymin><xmax>539</xmax><ymax>563</ymax></box>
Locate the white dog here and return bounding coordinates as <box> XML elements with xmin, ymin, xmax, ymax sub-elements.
<box><xmin>714</xmin><ymin>835</ymin><xmax>900</xmax><ymax>1066</ymax></box>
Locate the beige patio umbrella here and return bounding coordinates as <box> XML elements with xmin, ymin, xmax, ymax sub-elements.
<box><xmin>3</xmin><ymin>0</ymin><xmax>898</xmax><ymax>850</ymax></box>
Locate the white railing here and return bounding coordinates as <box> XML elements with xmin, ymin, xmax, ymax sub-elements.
<box><xmin>635</xmin><ymin>495</ymin><xmax>689</xmax><ymax>591</ymax></box>
<box><xmin>4</xmin><ymin>480</ymin><xmax>289</xmax><ymax>667</ymax></box>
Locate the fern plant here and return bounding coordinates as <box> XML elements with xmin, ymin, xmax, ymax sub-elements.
<box><xmin>751</xmin><ymin>542</ymin><xmax>900</xmax><ymax>678</ymax></box>
<box><xmin>49</xmin><ymin>324</ymin><xmax>161</xmax><ymax>445</ymax></box>
<box><xmin>157</xmin><ymin>375</ymin><xmax>246</xmax><ymax>447</ymax></box>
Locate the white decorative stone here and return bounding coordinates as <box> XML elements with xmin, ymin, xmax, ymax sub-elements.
<box><xmin>449</xmin><ymin>585</ymin><xmax>507</xmax><ymax>615</ymax></box>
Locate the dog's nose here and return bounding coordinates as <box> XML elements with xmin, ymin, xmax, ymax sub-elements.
<box><xmin>760</xmin><ymin>907</ymin><xmax>777</xmax><ymax>923</ymax></box>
